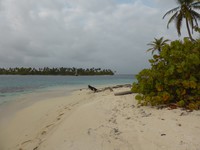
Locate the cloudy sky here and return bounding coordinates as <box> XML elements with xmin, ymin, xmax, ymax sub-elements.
<box><xmin>0</xmin><ymin>0</ymin><xmax>198</xmax><ymax>74</ymax></box>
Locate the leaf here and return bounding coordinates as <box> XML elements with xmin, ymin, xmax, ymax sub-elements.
<box><xmin>135</xmin><ymin>94</ymin><xmax>143</xmax><ymax>100</ymax></box>
<box><xmin>162</xmin><ymin>92</ymin><xmax>170</xmax><ymax>102</ymax></box>
<box><xmin>177</xmin><ymin>100</ymin><xmax>185</xmax><ymax>107</ymax></box>
<box><xmin>153</xmin><ymin>55</ymin><xmax>160</xmax><ymax>59</ymax></box>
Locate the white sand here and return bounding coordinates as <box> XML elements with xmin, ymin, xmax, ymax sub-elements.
<box><xmin>0</xmin><ymin>87</ymin><xmax>200</xmax><ymax>150</ymax></box>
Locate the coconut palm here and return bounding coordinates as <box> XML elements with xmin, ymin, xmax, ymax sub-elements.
<box><xmin>163</xmin><ymin>0</ymin><xmax>200</xmax><ymax>41</ymax></box>
<box><xmin>147</xmin><ymin>37</ymin><xmax>170</xmax><ymax>54</ymax></box>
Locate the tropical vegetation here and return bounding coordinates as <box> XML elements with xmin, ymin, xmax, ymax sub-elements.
<box><xmin>132</xmin><ymin>0</ymin><xmax>200</xmax><ymax>110</ymax></box>
<box><xmin>0</xmin><ymin>67</ymin><xmax>114</xmax><ymax>76</ymax></box>
<box><xmin>132</xmin><ymin>38</ymin><xmax>200</xmax><ymax>110</ymax></box>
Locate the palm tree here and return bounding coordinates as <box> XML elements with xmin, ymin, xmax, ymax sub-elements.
<box><xmin>163</xmin><ymin>0</ymin><xmax>200</xmax><ymax>41</ymax></box>
<box><xmin>147</xmin><ymin>37</ymin><xmax>170</xmax><ymax>54</ymax></box>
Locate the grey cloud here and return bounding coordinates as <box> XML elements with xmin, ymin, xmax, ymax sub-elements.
<box><xmin>0</xmin><ymin>0</ymin><xmax>197</xmax><ymax>74</ymax></box>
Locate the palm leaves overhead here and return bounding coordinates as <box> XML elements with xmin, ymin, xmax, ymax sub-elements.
<box><xmin>147</xmin><ymin>37</ymin><xmax>170</xmax><ymax>54</ymax></box>
<box><xmin>163</xmin><ymin>0</ymin><xmax>200</xmax><ymax>41</ymax></box>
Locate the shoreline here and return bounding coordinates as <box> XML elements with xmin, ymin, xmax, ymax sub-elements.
<box><xmin>0</xmin><ymin>85</ymin><xmax>200</xmax><ymax>150</ymax></box>
<box><xmin>0</xmin><ymin>84</ymin><xmax>130</xmax><ymax>125</ymax></box>
<box><xmin>0</xmin><ymin>85</ymin><xmax>78</xmax><ymax>121</ymax></box>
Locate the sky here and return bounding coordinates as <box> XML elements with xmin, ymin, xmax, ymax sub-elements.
<box><xmin>0</xmin><ymin>0</ymin><xmax>198</xmax><ymax>74</ymax></box>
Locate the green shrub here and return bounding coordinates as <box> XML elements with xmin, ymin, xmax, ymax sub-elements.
<box><xmin>132</xmin><ymin>38</ymin><xmax>200</xmax><ymax>109</ymax></box>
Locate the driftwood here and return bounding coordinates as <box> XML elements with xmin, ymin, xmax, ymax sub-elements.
<box><xmin>88</xmin><ymin>84</ymin><xmax>133</xmax><ymax>96</ymax></box>
<box><xmin>101</xmin><ymin>84</ymin><xmax>131</xmax><ymax>91</ymax></box>
<box><xmin>114</xmin><ymin>91</ymin><xmax>133</xmax><ymax>96</ymax></box>
<box><xmin>88</xmin><ymin>85</ymin><xmax>98</xmax><ymax>92</ymax></box>
<box><xmin>99</xmin><ymin>87</ymin><xmax>113</xmax><ymax>92</ymax></box>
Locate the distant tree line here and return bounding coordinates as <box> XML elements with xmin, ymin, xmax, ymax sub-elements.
<box><xmin>0</xmin><ymin>67</ymin><xmax>114</xmax><ymax>76</ymax></box>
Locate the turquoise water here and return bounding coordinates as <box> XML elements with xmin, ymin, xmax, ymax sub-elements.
<box><xmin>0</xmin><ymin>75</ymin><xmax>136</xmax><ymax>104</ymax></box>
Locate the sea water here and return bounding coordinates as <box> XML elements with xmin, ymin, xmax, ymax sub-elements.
<box><xmin>0</xmin><ymin>75</ymin><xmax>136</xmax><ymax>105</ymax></box>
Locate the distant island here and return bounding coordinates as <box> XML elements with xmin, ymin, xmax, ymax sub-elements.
<box><xmin>0</xmin><ymin>67</ymin><xmax>114</xmax><ymax>76</ymax></box>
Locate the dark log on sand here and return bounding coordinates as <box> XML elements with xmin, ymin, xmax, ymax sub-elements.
<box><xmin>88</xmin><ymin>85</ymin><xmax>98</xmax><ymax>92</ymax></box>
<box><xmin>114</xmin><ymin>91</ymin><xmax>133</xmax><ymax>96</ymax></box>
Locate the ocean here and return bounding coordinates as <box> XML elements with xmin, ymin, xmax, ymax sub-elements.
<box><xmin>0</xmin><ymin>75</ymin><xmax>136</xmax><ymax>105</ymax></box>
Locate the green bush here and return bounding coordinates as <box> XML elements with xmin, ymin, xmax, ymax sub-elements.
<box><xmin>132</xmin><ymin>38</ymin><xmax>200</xmax><ymax>109</ymax></box>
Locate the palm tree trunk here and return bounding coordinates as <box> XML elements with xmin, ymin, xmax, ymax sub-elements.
<box><xmin>186</xmin><ymin>18</ymin><xmax>194</xmax><ymax>41</ymax></box>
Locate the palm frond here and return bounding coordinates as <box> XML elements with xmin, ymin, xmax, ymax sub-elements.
<box><xmin>191</xmin><ymin>5</ymin><xmax>200</xmax><ymax>10</ymax></box>
<box><xmin>151</xmin><ymin>49</ymin><xmax>156</xmax><ymax>55</ymax></box>
<box><xmin>147</xmin><ymin>43</ymin><xmax>155</xmax><ymax>46</ymax></box>
<box><xmin>163</xmin><ymin>39</ymin><xmax>170</xmax><ymax>43</ymax></box>
<box><xmin>167</xmin><ymin>12</ymin><xmax>178</xmax><ymax>28</ymax></box>
<box><xmin>193</xmin><ymin>17</ymin><xmax>198</xmax><ymax>27</ymax></box>
<box><xmin>185</xmin><ymin>0</ymin><xmax>195</xmax><ymax>5</ymax></box>
<box><xmin>147</xmin><ymin>48</ymin><xmax>155</xmax><ymax>55</ymax></box>
<box><xmin>146</xmin><ymin>48</ymin><xmax>153</xmax><ymax>52</ymax></box>
<box><xmin>160</xmin><ymin>37</ymin><xmax>164</xmax><ymax>41</ymax></box>
<box><xmin>191</xmin><ymin>2</ymin><xmax>200</xmax><ymax>7</ymax></box>
<box><xmin>191</xmin><ymin>10</ymin><xmax>200</xmax><ymax>20</ymax></box>
<box><xmin>190</xmin><ymin>18</ymin><xmax>194</xmax><ymax>33</ymax></box>
<box><xmin>191</xmin><ymin>11</ymin><xmax>199</xmax><ymax>27</ymax></box>
<box><xmin>185</xmin><ymin>9</ymin><xmax>194</xmax><ymax>26</ymax></box>
<box><xmin>163</xmin><ymin>7</ymin><xmax>180</xmax><ymax>19</ymax></box>
<box><xmin>176</xmin><ymin>12</ymin><xmax>183</xmax><ymax>36</ymax></box>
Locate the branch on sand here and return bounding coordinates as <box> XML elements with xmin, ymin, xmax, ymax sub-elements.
<box><xmin>88</xmin><ymin>84</ymin><xmax>133</xmax><ymax>96</ymax></box>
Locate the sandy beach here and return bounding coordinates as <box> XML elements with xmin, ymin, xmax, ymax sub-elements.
<box><xmin>0</xmin><ymin>86</ymin><xmax>200</xmax><ymax>150</ymax></box>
